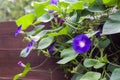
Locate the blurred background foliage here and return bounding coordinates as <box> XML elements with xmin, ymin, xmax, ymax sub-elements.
<box><xmin>0</xmin><ymin>0</ymin><xmax>45</xmax><ymax>21</ymax></box>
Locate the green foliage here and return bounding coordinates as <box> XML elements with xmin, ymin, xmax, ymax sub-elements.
<box><xmin>84</xmin><ymin>58</ymin><xmax>105</xmax><ymax>69</ymax></box>
<box><xmin>38</xmin><ymin>36</ymin><xmax>54</xmax><ymax>49</ymax></box>
<box><xmin>16</xmin><ymin>13</ymin><xmax>35</xmax><ymax>30</ymax></box>
<box><xmin>48</xmin><ymin>25</ymin><xmax>69</xmax><ymax>36</ymax></box>
<box><xmin>99</xmin><ymin>38</ymin><xmax>110</xmax><ymax>48</ymax></box>
<box><xmin>13</xmin><ymin>63</ymin><xmax>30</xmax><ymax>80</ymax></box>
<box><xmin>30</xmin><ymin>30</ymin><xmax>48</xmax><ymax>42</ymax></box>
<box><xmin>102</xmin><ymin>11</ymin><xmax>120</xmax><ymax>35</ymax></box>
<box><xmin>71</xmin><ymin>74</ymin><xmax>83</xmax><ymax>80</ymax></box>
<box><xmin>26</xmin><ymin>25</ymin><xmax>45</xmax><ymax>36</ymax></box>
<box><xmin>110</xmin><ymin>68</ymin><xmax>120</xmax><ymax>80</ymax></box>
<box><xmin>33</xmin><ymin>1</ymin><xmax>49</xmax><ymax>17</ymax></box>
<box><xmin>14</xmin><ymin>0</ymin><xmax>120</xmax><ymax>80</ymax></box>
<box><xmin>87</xmin><ymin>0</ymin><xmax>106</xmax><ymax>12</ymax></box>
<box><xmin>46</xmin><ymin>5</ymin><xmax>60</xmax><ymax>12</ymax></box>
<box><xmin>57</xmin><ymin>48</ymin><xmax>78</xmax><ymax>64</ymax></box>
<box><xmin>80</xmin><ymin>71</ymin><xmax>101</xmax><ymax>80</ymax></box>
<box><xmin>37</xmin><ymin>13</ymin><xmax>54</xmax><ymax>23</ymax></box>
<box><xmin>102</xmin><ymin>0</ymin><xmax>117</xmax><ymax>6</ymax></box>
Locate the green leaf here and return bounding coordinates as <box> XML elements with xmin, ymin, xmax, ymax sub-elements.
<box><xmin>16</xmin><ymin>13</ymin><xmax>35</xmax><ymax>30</ymax></box>
<box><xmin>102</xmin><ymin>11</ymin><xmax>120</xmax><ymax>35</ymax></box>
<box><xmin>33</xmin><ymin>1</ymin><xmax>49</xmax><ymax>17</ymax></box>
<box><xmin>57</xmin><ymin>48</ymin><xmax>78</xmax><ymax>64</ymax></box>
<box><xmin>100</xmin><ymin>78</ymin><xmax>107</xmax><ymax>80</ymax></box>
<box><xmin>37</xmin><ymin>13</ymin><xmax>54</xmax><ymax>23</ymax></box>
<box><xmin>58</xmin><ymin>25</ymin><xmax>69</xmax><ymax>34</ymax></box>
<box><xmin>67</xmin><ymin>1</ymin><xmax>84</xmax><ymax>13</ymax></box>
<box><xmin>88</xmin><ymin>0</ymin><xmax>106</xmax><ymax>12</ymax></box>
<box><xmin>94</xmin><ymin>62</ymin><xmax>105</xmax><ymax>69</ymax></box>
<box><xmin>84</xmin><ymin>58</ymin><xmax>98</xmax><ymax>68</ymax></box>
<box><xmin>102</xmin><ymin>0</ymin><xmax>110</xmax><ymax>4</ymax></box>
<box><xmin>63</xmin><ymin>0</ymin><xmax>78</xmax><ymax>4</ymax></box>
<box><xmin>13</xmin><ymin>63</ymin><xmax>30</xmax><ymax>80</ymax></box>
<box><xmin>71</xmin><ymin>1</ymin><xmax>84</xmax><ymax>10</ymax></box>
<box><xmin>26</xmin><ymin>25</ymin><xmax>45</xmax><ymax>36</ymax></box>
<box><xmin>99</xmin><ymin>38</ymin><xmax>110</xmax><ymax>48</ymax></box>
<box><xmin>38</xmin><ymin>36</ymin><xmax>54</xmax><ymax>49</ymax></box>
<box><xmin>84</xmin><ymin>58</ymin><xmax>105</xmax><ymax>69</ymax></box>
<box><xmin>69</xmin><ymin>12</ymin><xmax>77</xmax><ymax>23</ymax></box>
<box><xmin>48</xmin><ymin>26</ymin><xmax>69</xmax><ymax>36</ymax></box>
<box><xmin>117</xmin><ymin>0</ymin><xmax>120</xmax><ymax>8</ymax></box>
<box><xmin>110</xmin><ymin>68</ymin><xmax>120</xmax><ymax>80</ymax></box>
<box><xmin>66</xmin><ymin>39</ymin><xmax>73</xmax><ymax>43</ymax></box>
<box><xmin>86</xmin><ymin>31</ymin><xmax>99</xmax><ymax>38</ymax></box>
<box><xmin>46</xmin><ymin>5</ymin><xmax>60</xmax><ymax>12</ymax></box>
<box><xmin>48</xmin><ymin>32</ymin><xmax>59</xmax><ymax>36</ymax></box>
<box><xmin>71</xmin><ymin>74</ymin><xmax>83</xmax><ymax>80</ymax></box>
<box><xmin>80</xmin><ymin>71</ymin><xmax>101</xmax><ymax>80</ymax></box>
<box><xmin>30</xmin><ymin>30</ymin><xmax>48</xmax><ymax>41</ymax></box>
<box><xmin>20</xmin><ymin>47</ymin><xmax>32</xmax><ymax>58</ymax></box>
<box><xmin>81</xmin><ymin>0</ymin><xmax>95</xmax><ymax>5</ymax></box>
<box><xmin>107</xmin><ymin>64</ymin><xmax>119</xmax><ymax>72</ymax></box>
<box><xmin>102</xmin><ymin>0</ymin><xmax>117</xmax><ymax>6</ymax></box>
<box><xmin>58</xmin><ymin>1</ymin><xmax>69</xmax><ymax>8</ymax></box>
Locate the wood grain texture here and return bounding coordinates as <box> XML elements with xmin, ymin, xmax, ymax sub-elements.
<box><xmin>0</xmin><ymin>22</ymin><xmax>66</xmax><ymax>80</ymax></box>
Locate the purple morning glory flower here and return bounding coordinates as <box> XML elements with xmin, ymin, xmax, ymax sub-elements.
<box><xmin>59</xmin><ymin>19</ymin><xmax>66</xmax><ymax>25</ymax></box>
<box><xmin>17</xmin><ymin>61</ymin><xmax>26</xmax><ymax>67</ymax></box>
<box><xmin>48</xmin><ymin>10</ymin><xmax>54</xmax><ymax>13</ymax></box>
<box><xmin>72</xmin><ymin>34</ymin><xmax>91</xmax><ymax>53</ymax></box>
<box><xmin>26</xmin><ymin>40</ymin><xmax>35</xmax><ymax>53</ymax></box>
<box><xmin>50</xmin><ymin>0</ymin><xmax>58</xmax><ymax>5</ymax></box>
<box><xmin>54</xmin><ymin>14</ymin><xmax>58</xmax><ymax>19</ymax></box>
<box><xmin>48</xmin><ymin>0</ymin><xmax>58</xmax><ymax>13</ymax></box>
<box><xmin>48</xmin><ymin>41</ymin><xmax>56</xmax><ymax>53</ymax></box>
<box><xmin>14</xmin><ymin>25</ymin><xmax>22</xmax><ymax>37</ymax></box>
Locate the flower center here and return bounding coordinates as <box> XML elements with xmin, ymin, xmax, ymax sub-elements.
<box><xmin>79</xmin><ymin>41</ymin><xmax>85</xmax><ymax>48</ymax></box>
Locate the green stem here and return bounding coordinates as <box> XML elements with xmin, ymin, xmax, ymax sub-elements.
<box><xmin>31</xmin><ymin>58</ymin><xmax>48</xmax><ymax>69</ymax></box>
<box><xmin>108</xmin><ymin>50</ymin><xmax>120</xmax><ymax>57</ymax></box>
<box><xmin>65</xmin><ymin>22</ymin><xmax>78</xmax><ymax>30</ymax></box>
<box><xmin>89</xmin><ymin>45</ymin><xmax>96</xmax><ymax>58</ymax></box>
<box><xmin>30</xmin><ymin>69</ymin><xmax>51</xmax><ymax>73</ymax></box>
<box><xmin>100</xmin><ymin>48</ymin><xmax>104</xmax><ymax>58</ymax></box>
<box><xmin>108</xmin><ymin>62</ymin><xmax>120</xmax><ymax>68</ymax></box>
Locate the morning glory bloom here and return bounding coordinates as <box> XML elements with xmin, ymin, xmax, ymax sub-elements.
<box><xmin>48</xmin><ymin>41</ymin><xmax>56</xmax><ymax>53</ymax></box>
<box><xmin>26</xmin><ymin>40</ymin><xmax>35</xmax><ymax>53</ymax></box>
<box><xmin>59</xmin><ymin>19</ymin><xmax>66</xmax><ymax>25</ymax></box>
<box><xmin>17</xmin><ymin>61</ymin><xmax>26</xmax><ymax>67</ymax></box>
<box><xmin>48</xmin><ymin>0</ymin><xmax>58</xmax><ymax>13</ymax></box>
<box><xmin>72</xmin><ymin>34</ymin><xmax>91</xmax><ymax>53</ymax></box>
<box><xmin>50</xmin><ymin>0</ymin><xmax>58</xmax><ymax>5</ymax></box>
<box><xmin>54</xmin><ymin>14</ymin><xmax>58</xmax><ymax>19</ymax></box>
<box><xmin>14</xmin><ymin>25</ymin><xmax>22</xmax><ymax>37</ymax></box>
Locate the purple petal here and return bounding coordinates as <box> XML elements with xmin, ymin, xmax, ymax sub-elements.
<box><xmin>72</xmin><ymin>34</ymin><xmax>91</xmax><ymax>53</ymax></box>
<box><xmin>26</xmin><ymin>40</ymin><xmax>35</xmax><ymax>53</ymax></box>
<box><xmin>50</xmin><ymin>0</ymin><xmax>58</xmax><ymax>5</ymax></box>
<box><xmin>17</xmin><ymin>61</ymin><xmax>26</xmax><ymax>67</ymax></box>
<box><xmin>48</xmin><ymin>41</ymin><xmax>56</xmax><ymax>53</ymax></box>
<box><xmin>59</xmin><ymin>19</ymin><xmax>66</xmax><ymax>25</ymax></box>
<box><xmin>96</xmin><ymin>32</ymin><xmax>101</xmax><ymax>39</ymax></box>
<box><xmin>54</xmin><ymin>14</ymin><xmax>58</xmax><ymax>19</ymax></box>
<box><xmin>48</xmin><ymin>0</ymin><xmax>58</xmax><ymax>13</ymax></box>
<box><xmin>14</xmin><ymin>25</ymin><xmax>22</xmax><ymax>37</ymax></box>
<box><xmin>48</xmin><ymin>10</ymin><xmax>54</xmax><ymax>13</ymax></box>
